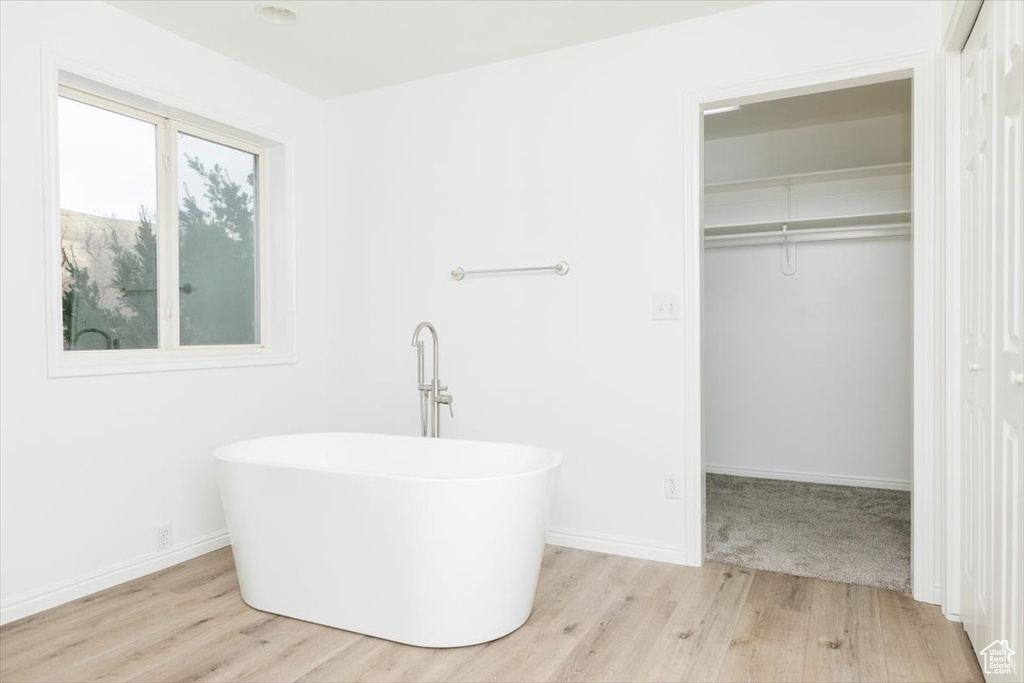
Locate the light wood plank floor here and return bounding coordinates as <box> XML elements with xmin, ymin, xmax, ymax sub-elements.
<box><xmin>0</xmin><ymin>546</ymin><xmax>983</xmax><ymax>682</ymax></box>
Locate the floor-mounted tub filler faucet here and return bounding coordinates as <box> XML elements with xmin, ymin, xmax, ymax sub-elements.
<box><xmin>411</xmin><ymin>321</ymin><xmax>453</xmax><ymax>437</ymax></box>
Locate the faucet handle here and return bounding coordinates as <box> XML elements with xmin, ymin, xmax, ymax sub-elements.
<box><xmin>437</xmin><ymin>393</ymin><xmax>454</xmax><ymax>418</ymax></box>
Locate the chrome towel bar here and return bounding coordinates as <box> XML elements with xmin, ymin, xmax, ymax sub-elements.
<box><xmin>451</xmin><ymin>261</ymin><xmax>569</xmax><ymax>281</ymax></box>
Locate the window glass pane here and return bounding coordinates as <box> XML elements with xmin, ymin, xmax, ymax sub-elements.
<box><xmin>177</xmin><ymin>133</ymin><xmax>259</xmax><ymax>346</ymax></box>
<box><xmin>59</xmin><ymin>96</ymin><xmax>159</xmax><ymax>350</ymax></box>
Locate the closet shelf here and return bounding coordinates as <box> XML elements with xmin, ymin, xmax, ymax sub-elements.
<box><xmin>704</xmin><ymin>162</ymin><xmax>911</xmax><ymax>193</ymax></box>
<box><xmin>705</xmin><ymin>211</ymin><xmax>911</xmax><ymax>236</ymax></box>
<box><xmin>703</xmin><ymin>161</ymin><xmax>912</xmax><ymax>249</ymax></box>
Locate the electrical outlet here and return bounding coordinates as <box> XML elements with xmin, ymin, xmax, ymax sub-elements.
<box><xmin>652</xmin><ymin>294</ymin><xmax>681</xmax><ymax>321</ymax></box>
<box><xmin>156</xmin><ymin>524</ymin><xmax>172</xmax><ymax>552</ymax></box>
<box><xmin>664</xmin><ymin>474</ymin><xmax>680</xmax><ymax>499</ymax></box>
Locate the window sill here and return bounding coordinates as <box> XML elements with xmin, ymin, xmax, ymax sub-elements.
<box><xmin>47</xmin><ymin>348</ymin><xmax>297</xmax><ymax>378</ymax></box>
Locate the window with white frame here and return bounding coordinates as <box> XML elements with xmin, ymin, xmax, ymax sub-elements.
<box><xmin>57</xmin><ymin>86</ymin><xmax>267</xmax><ymax>357</ymax></box>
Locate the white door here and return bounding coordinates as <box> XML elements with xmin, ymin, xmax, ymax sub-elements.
<box><xmin>961</xmin><ymin>0</ymin><xmax>995</xmax><ymax>656</ymax></box>
<box><xmin>991</xmin><ymin>0</ymin><xmax>1024</xmax><ymax>680</ymax></box>
<box><xmin>962</xmin><ymin>2</ymin><xmax>1024</xmax><ymax>680</ymax></box>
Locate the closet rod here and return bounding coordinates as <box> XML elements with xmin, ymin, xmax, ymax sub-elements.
<box><xmin>704</xmin><ymin>223</ymin><xmax>910</xmax><ymax>249</ymax></box>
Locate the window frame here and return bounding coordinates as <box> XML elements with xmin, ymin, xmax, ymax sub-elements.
<box><xmin>167</xmin><ymin>115</ymin><xmax>269</xmax><ymax>351</ymax></box>
<box><xmin>45</xmin><ymin>72</ymin><xmax>293</xmax><ymax>377</ymax></box>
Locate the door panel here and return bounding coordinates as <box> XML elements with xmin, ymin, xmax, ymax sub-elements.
<box><xmin>992</xmin><ymin>0</ymin><xmax>1024</xmax><ymax>679</ymax></box>
<box><xmin>962</xmin><ymin>1</ymin><xmax>1024</xmax><ymax>680</ymax></box>
<box><xmin>961</xmin><ymin>0</ymin><xmax>994</xmax><ymax>653</ymax></box>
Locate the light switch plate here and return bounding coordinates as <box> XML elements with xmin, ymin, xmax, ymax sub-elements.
<box><xmin>652</xmin><ymin>294</ymin><xmax>681</xmax><ymax>321</ymax></box>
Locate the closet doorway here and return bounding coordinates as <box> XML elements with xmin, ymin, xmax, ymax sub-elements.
<box><xmin>700</xmin><ymin>81</ymin><xmax>914</xmax><ymax>592</ymax></box>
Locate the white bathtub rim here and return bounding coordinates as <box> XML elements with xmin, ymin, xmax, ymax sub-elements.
<box><xmin>213</xmin><ymin>431</ymin><xmax>563</xmax><ymax>483</ymax></box>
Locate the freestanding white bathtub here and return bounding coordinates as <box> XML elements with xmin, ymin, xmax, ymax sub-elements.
<box><xmin>214</xmin><ymin>432</ymin><xmax>561</xmax><ymax>648</ymax></box>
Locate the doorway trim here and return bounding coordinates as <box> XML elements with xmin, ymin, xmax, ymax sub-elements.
<box><xmin>681</xmin><ymin>50</ymin><xmax>943</xmax><ymax>605</ymax></box>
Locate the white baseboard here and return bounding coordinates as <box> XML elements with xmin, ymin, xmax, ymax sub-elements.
<box><xmin>705</xmin><ymin>464</ymin><xmax>911</xmax><ymax>491</ymax></box>
<box><xmin>547</xmin><ymin>527</ymin><xmax>692</xmax><ymax>566</ymax></box>
<box><xmin>0</xmin><ymin>529</ymin><xmax>230</xmax><ymax>626</ymax></box>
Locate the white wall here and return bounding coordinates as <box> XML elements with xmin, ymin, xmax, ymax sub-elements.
<box><xmin>326</xmin><ymin>0</ymin><xmax>941</xmax><ymax>560</ymax></box>
<box><xmin>0</xmin><ymin>1</ymin><xmax>330</xmax><ymax>620</ymax></box>
<box><xmin>704</xmin><ymin>240</ymin><xmax>913</xmax><ymax>487</ymax></box>
<box><xmin>704</xmin><ymin>113</ymin><xmax>912</xmax><ymax>184</ymax></box>
<box><xmin>704</xmin><ymin>114</ymin><xmax>913</xmax><ymax>488</ymax></box>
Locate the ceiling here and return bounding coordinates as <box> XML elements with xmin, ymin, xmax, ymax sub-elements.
<box><xmin>106</xmin><ymin>1</ymin><xmax>761</xmax><ymax>99</ymax></box>
<box><xmin>704</xmin><ymin>80</ymin><xmax>913</xmax><ymax>140</ymax></box>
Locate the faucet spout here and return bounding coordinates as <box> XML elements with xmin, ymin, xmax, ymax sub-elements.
<box><xmin>411</xmin><ymin>321</ymin><xmax>450</xmax><ymax>438</ymax></box>
<box><xmin>411</xmin><ymin>321</ymin><xmax>438</xmax><ymax>348</ymax></box>
<box><xmin>412</xmin><ymin>321</ymin><xmax>439</xmax><ymax>387</ymax></box>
